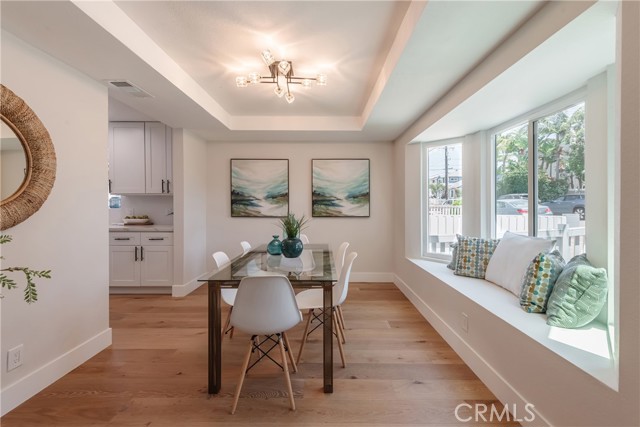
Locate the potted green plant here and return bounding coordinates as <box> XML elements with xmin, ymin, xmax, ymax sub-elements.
<box><xmin>279</xmin><ymin>213</ymin><xmax>309</xmax><ymax>258</ymax></box>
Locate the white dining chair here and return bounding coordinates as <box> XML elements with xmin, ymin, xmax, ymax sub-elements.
<box><xmin>334</xmin><ymin>241</ymin><xmax>350</xmax><ymax>339</ymax></box>
<box><xmin>212</xmin><ymin>251</ymin><xmax>236</xmax><ymax>338</ymax></box>
<box><xmin>295</xmin><ymin>251</ymin><xmax>358</xmax><ymax>367</ymax></box>
<box><xmin>240</xmin><ymin>240</ymin><xmax>251</xmax><ymax>255</ymax></box>
<box><xmin>299</xmin><ymin>234</ymin><xmax>310</xmax><ymax>244</ymax></box>
<box><xmin>230</xmin><ymin>275</ymin><xmax>302</xmax><ymax>414</ymax></box>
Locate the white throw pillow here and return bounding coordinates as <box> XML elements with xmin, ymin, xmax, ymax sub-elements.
<box><xmin>485</xmin><ymin>231</ymin><xmax>554</xmax><ymax>296</ymax></box>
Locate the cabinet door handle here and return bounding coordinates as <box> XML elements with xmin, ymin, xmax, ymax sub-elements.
<box><xmin>114</xmin><ymin>237</ymin><xmax>131</xmax><ymax>241</ymax></box>
<box><xmin>108</xmin><ymin>179</ymin><xmax>112</xmax><ymax>193</ymax></box>
<box><xmin>166</xmin><ymin>179</ymin><xmax>171</xmax><ymax>193</ymax></box>
<box><xmin>134</xmin><ymin>246</ymin><xmax>138</xmax><ymax>261</ymax></box>
<box><xmin>148</xmin><ymin>238</ymin><xmax>164</xmax><ymax>241</ymax></box>
<box><xmin>162</xmin><ymin>179</ymin><xmax>165</xmax><ymax>193</ymax></box>
<box><xmin>140</xmin><ymin>246</ymin><xmax>144</xmax><ymax>261</ymax></box>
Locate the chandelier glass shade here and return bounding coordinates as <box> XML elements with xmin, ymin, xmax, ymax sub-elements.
<box><xmin>236</xmin><ymin>49</ymin><xmax>327</xmax><ymax>104</ymax></box>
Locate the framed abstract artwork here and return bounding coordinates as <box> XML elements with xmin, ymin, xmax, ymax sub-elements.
<box><xmin>312</xmin><ymin>159</ymin><xmax>370</xmax><ymax>217</ymax></box>
<box><xmin>230</xmin><ymin>159</ymin><xmax>289</xmax><ymax>217</ymax></box>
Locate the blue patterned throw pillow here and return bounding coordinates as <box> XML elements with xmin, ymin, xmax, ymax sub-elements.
<box><xmin>454</xmin><ymin>235</ymin><xmax>500</xmax><ymax>279</ymax></box>
<box><xmin>519</xmin><ymin>250</ymin><xmax>565</xmax><ymax>313</ymax></box>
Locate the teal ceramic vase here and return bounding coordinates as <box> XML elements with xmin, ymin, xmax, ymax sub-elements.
<box><xmin>267</xmin><ymin>235</ymin><xmax>282</xmax><ymax>255</ymax></box>
<box><xmin>281</xmin><ymin>237</ymin><xmax>303</xmax><ymax>258</ymax></box>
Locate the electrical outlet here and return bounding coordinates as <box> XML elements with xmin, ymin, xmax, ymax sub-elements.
<box><xmin>461</xmin><ymin>313</ymin><xmax>469</xmax><ymax>333</ymax></box>
<box><xmin>7</xmin><ymin>344</ymin><xmax>23</xmax><ymax>371</ymax></box>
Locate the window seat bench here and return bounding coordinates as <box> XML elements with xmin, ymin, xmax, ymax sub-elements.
<box><xmin>408</xmin><ymin>258</ymin><xmax>617</xmax><ymax>390</ymax></box>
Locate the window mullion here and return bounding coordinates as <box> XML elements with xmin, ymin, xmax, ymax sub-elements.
<box><xmin>529</xmin><ymin>120</ymin><xmax>537</xmax><ymax>237</ymax></box>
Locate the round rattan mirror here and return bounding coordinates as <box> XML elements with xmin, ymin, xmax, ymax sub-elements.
<box><xmin>0</xmin><ymin>84</ymin><xmax>56</xmax><ymax>230</ymax></box>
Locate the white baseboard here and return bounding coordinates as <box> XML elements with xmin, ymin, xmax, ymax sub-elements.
<box><xmin>0</xmin><ymin>328</ymin><xmax>112</xmax><ymax>416</ymax></box>
<box><xmin>392</xmin><ymin>275</ymin><xmax>550</xmax><ymax>427</ymax></box>
<box><xmin>351</xmin><ymin>272</ymin><xmax>395</xmax><ymax>282</ymax></box>
<box><xmin>172</xmin><ymin>273</ymin><xmax>210</xmax><ymax>297</ymax></box>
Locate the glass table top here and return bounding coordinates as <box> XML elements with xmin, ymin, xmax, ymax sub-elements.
<box><xmin>199</xmin><ymin>244</ymin><xmax>336</xmax><ymax>284</ymax></box>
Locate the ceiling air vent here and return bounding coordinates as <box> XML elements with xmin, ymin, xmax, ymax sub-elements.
<box><xmin>106</xmin><ymin>80</ymin><xmax>154</xmax><ymax>98</ymax></box>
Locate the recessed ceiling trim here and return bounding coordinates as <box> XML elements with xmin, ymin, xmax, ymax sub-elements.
<box><xmin>360</xmin><ymin>0</ymin><xmax>427</xmax><ymax>127</ymax></box>
<box><xmin>71</xmin><ymin>0</ymin><xmax>232</xmax><ymax>125</ymax></box>
<box><xmin>228</xmin><ymin>116</ymin><xmax>362</xmax><ymax>132</ymax></box>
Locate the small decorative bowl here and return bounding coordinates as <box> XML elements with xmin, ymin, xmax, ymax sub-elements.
<box><xmin>123</xmin><ymin>218</ymin><xmax>151</xmax><ymax>225</ymax></box>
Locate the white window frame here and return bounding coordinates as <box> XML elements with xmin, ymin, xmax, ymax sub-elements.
<box><xmin>421</xmin><ymin>137</ymin><xmax>464</xmax><ymax>262</ymax></box>
<box><xmin>487</xmin><ymin>88</ymin><xmax>587</xmax><ymax>239</ymax></box>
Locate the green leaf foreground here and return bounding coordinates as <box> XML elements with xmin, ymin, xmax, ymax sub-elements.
<box><xmin>0</xmin><ymin>234</ymin><xmax>52</xmax><ymax>304</ymax></box>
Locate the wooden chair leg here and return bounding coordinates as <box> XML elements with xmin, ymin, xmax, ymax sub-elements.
<box><xmin>282</xmin><ymin>332</ymin><xmax>297</xmax><ymax>373</ymax></box>
<box><xmin>337</xmin><ymin>305</ymin><xmax>347</xmax><ymax>343</ymax></box>
<box><xmin>333</xmin><ymin>314</ymin><xmax>346</xmax><ymax>368</ymax></box>
<box><xmin>296</xmin><ymin>309</ymin><xmax>313</xmax><ymax>364</ymax></box>
<box><xmin>278</xmin><ymin>335</ymin><xmax>296</xmax><ymax>411</ymax></box>
<box><xmin>333</xmin><ymin>308</ymin><xmax>345</xmax><ymax>345</ymax></box>
<box><xmin>231</xmin><ymin>339</ymin><xmax>254</xmax><ymax>414</ymax></box>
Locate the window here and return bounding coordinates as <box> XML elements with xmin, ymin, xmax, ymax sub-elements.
<box><xmin>493</xmin><ymin>102</ymin><xmax>586</xmax><ymax>260</ymax></box>
<box><xmin>422</xmin><ymin>142</ymin><xmax>462</xmax><ymax>257</ymax></box>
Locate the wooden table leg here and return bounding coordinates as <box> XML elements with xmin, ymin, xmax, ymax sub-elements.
<box><xmin>322</xmin><ymin>281</ymin><xmax>333</xmax><ymax>393</ymax></box>
<box><xmin>208</xmin><ymin>281</ymin><xmax>222</xmax><ymax>394</ymax></box>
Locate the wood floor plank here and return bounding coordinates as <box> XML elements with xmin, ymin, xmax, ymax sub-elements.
<box><xmin>0</xmin><ymin>283</ymin><xmax>519</xmax><ymax>426</ymax></box>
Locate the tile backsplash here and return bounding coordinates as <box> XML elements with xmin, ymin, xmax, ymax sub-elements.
<box><xmin>109</xmin><ymin>195</ymin><xmax>173</xmax><ymax>225</ymax></box>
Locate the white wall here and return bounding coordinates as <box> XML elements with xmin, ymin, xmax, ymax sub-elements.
<box><xmin>392</xmin><ymin>2</ymin><xmax>640</xmax><ymax>426</ymax></box>
<box><xmin>172</xmin><ymin>129</ymin><xmax>208</xmax><ymax>297</ymax></box>
<box><xmin>205</xmin><ymin>140</ymin><xmax>394</xmax><ymax>281</ymax></box>
<box><xmin>0</xmin><ymin>31</ymin><xmax>111</xmax><ymax>414</ymax></box>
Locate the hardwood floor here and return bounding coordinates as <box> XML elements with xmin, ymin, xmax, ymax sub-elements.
<box><xmin>1</xmin><ymin>283</ymin><xmax>518</xmax><ymax>426</ymax></box>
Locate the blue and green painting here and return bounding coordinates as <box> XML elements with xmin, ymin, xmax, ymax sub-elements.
<box><xmin>231</xmin><ymin>159</ymin><xmax>289</xmax><ymax>217</ymax></box>
<box><xmin>312</xmin><ymin>159</ymin><xmax>370</xmax><ymax>217</ymax></box>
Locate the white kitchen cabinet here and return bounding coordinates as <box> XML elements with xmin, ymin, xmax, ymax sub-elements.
<box><xmin>108</xmin><ymin>122</ymin><xmax>172</xmax><ymax>195</ymax></box>
<box><xmin>108</xmin><ymin>122</ymin><xmax>146</xmax><ymax>194</ymax></box>
<box><xmin>145</xmin><ymin>122</ymin><xmax>172</xmax><ymax>194</ymax></box>
<box><xmin>109</xmin><ymin>232</ymin><xmax>173</xmax><ymax>288</ymax></box>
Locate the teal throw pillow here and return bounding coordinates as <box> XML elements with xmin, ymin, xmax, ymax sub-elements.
<box><xmin>546</xmin><ymin>254</ymin><xmax>608</xmax><ymax>328</ymax></box>
<box><xmin>454</xmin><ymin>235</ymin><xmax>500</xmax><ymax>279</ymax></box>
<box><xmin>519</xmin><ymin>250</ymin><xmax>565</xmax><ymax>313</ymax></box>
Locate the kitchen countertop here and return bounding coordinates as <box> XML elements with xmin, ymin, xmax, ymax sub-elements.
<box><xmin>109</xmin><ymin>224</ymin><xmax>174</xmax><ymax>232</ymax></box>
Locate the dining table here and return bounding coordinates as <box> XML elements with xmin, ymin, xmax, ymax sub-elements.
<box><xmin>199</xmin><ymin>243</ymin><xmax>337</xmax><ymax>394</ymax></box>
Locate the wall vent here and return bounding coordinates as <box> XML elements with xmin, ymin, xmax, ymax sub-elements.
<box><xmin>106</xmin><ymin>80</ymin><xmax>154</xmax><ymax>98</ymax></box>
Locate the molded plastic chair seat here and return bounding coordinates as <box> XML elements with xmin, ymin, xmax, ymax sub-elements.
<box><xmin>212</xmin><ymin>251</ymin><xmax>236</xmax><ymax>337</ymax></box>
<box><xmin>332</xmin><ymin>242</ymin><xmax>350</xmax><ymax>337</ymax></box>
<box><xmin>230</xmin><ymin>275</ymin><xmax>302</xmax><ymax>414</ymax></box>
<box><xmin>295</xmin><ymin>252</ymin><xmax>357</xmax><ymax>367</ymax></box>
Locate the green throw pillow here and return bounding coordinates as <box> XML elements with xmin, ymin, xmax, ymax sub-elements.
<box><xmin>520</xmin><ymin>250</ymin><xmax>565</xmax><ymax>313</ymax></box>
<box><xmin>454</xmin><ymin>235</ymin><xmax>500</xmax><ymax>279</ymax></box>
<box><xmin>546</xmin><ymin>254</ymin><xmax>608</xmax><ymax>328</ymax></box>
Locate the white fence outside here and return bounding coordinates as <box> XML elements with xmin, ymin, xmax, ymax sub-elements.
<box><xmin>426</xmin><ymin>211</ymin><xmax>585</xmax><ymax>259</ymax></box>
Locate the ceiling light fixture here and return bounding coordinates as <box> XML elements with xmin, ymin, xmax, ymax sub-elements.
<box><xmin>236</xmin><ymin>49</ymin><xmax>327</xmax><ymax>104</ymax></box>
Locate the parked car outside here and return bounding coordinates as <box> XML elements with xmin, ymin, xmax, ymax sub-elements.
<box><xmin>542</xmin><ymin>193</ymin><xmax>586</xmax><ymax>219</ymax></box>
<box><xmin>497</xmin><ymin>199</ymin><xmax>552</xmax><ymax>216</ymax></box>
<box><xmin>498</xmin><ymin>193</ymin><xmax>529</xmax><ymax>200</ymax></box>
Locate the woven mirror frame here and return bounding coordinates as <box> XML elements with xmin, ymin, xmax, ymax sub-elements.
<box><xmin>1</xmin><ymin>84</ymin><xmax>56</xmax><ymax>230</ymax></box>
